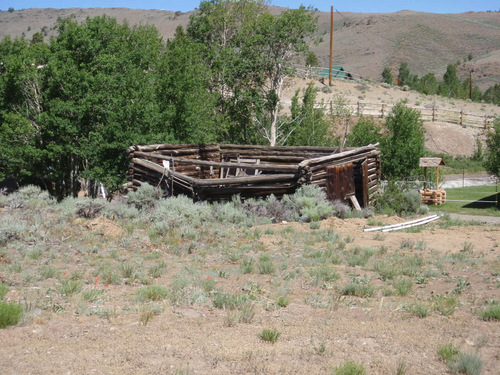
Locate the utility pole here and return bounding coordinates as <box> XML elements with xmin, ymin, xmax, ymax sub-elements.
<box><xmin>329</xmin><ymin>6</ymin><xmax>334</xmax><ymax>86</ymax></box>
<box><xmin>469</xmin><ymin>70</ymin><xmax>473</xmax><ymax>100</ymax></box>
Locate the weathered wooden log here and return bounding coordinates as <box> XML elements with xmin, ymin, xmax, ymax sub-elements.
<box><xmin>133</xmin><ymin>151</ymin><xmax>300</xmax><ymax>172</ymax></box>
<box><xmin>134</xmin><ymin>143</ymin><xmax>220</xmax><ymax>153</ymax></box>
<box><xmin>220</xmin><ymin>144</ymin><xmax>341</xmax><ymax>153</ymax></box>
<box><xmin>299</xmin><ymin>145</ymin><xmax>379</xmax><ymax>168</ymax></box>
<box><xmin>193</xmin><ymin>173</ymin><xmax>297</xmax><ymax>187</ymax></box>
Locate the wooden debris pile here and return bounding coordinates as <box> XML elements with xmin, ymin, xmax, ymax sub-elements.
<box><xmin>419</xmin><ymin>188</ymin><xmax>447</xmax><ymax>205</ymax></box>
<box><xmin>125</xmin><ymin>143</ymin><xmax>381</xmax><ymax>206</ymax></box>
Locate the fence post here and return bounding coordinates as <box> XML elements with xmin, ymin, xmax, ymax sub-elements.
<box><xmin>460</xmin><ymin>110</ymin><xmax>464</xmax><ymax>127</ymax></box>
<box><xmin>432</xmin><ymin>107</ymin><xmax>436</xmax><ymax>122</ymax></box>
<box><xmin>484</xmin><ymin>115</ymin><xmax>488</xmax><ymax>129</ymax></box>
<box><xmin>381</xmin><ymin>104</ymin><xmax>385</xmax><ymax>118</ymax></box>
<box><xmin>357</xmin><ymin>101</ymin><xmax>360</xmax><ymax>116</ymax></box>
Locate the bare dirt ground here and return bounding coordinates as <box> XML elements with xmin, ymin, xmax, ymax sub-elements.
<box><xmin>1</xmin><ymin>214</ymin><xmax>499</xmax><ymax>374</ymax></box>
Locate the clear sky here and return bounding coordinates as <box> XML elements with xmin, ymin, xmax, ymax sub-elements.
<box><xmin>1</xmin><ymin>0</ymin><xmax>499</xmax><ymax>14</ymax></box>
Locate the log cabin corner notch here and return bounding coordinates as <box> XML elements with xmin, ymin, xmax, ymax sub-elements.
<box><xmin>125</xmin><ymin>143</ymin><xmax>381</xmax><ymax>208</ymax></box>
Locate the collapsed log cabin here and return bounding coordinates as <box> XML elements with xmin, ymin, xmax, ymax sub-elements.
<box><xmin>125</xmin><ymin>143</ymin><xmax>381</xmax><ymax>208</ymax></box>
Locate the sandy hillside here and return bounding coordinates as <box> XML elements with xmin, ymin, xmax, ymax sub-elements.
<box><xmin>1</xmin><ymin>7</ymin><xmax>499</xmax><ymax>86</ymax></box>
<box><xmin>282</xmin><ymin>77</ymin><xmax>500</xmax><ymax>157</ymax></box>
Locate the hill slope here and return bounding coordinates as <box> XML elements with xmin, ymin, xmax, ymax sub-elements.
<box><xmin>1</xmin><ymin>7</ymin><xmax>499</xmax><ymax>88</ymax></box>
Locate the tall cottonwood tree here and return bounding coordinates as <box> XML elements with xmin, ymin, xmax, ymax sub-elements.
<box><xmin>380</xmin><ymin>101</ymin><xmax>425</xmax><ymax>180</ymax></box>
<box><xmin>242</xmin><ymin>6</ymin><xmax>318</xmax><ymax>145</ymax></box>
<box><xmin>0</xmin><ymin>16</ymin><xmax>168</xmax><ymax>197</ymax></box>
<box><xmin>186</xmin><ymin>1</ymin><xmax>318</xmax><ymax>145</ymax></box>
<box><xmin>187</xmin><ymin>0</ymin><xmax>267</xmax><ymax>143</ymax></box>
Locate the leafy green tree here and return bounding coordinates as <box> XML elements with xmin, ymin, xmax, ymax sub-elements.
<box><xmin>158</xmin><ymin>26</ymin><xmax>219</xmax><ymax>143</ymax></box>
<box><xmin>286</xmin><ymin>82</ymin><xmax>332</xmax><ymax>146</ymax></box>
<box><xmin>305</xmin><ymin>51</ymin><xmax>318</xmax><ymax>67</ymax></box>
<box><xmin>461</xmin><ymin>77</ymin><xmax>482</xmax><ymax>102</ymax></box>
<box><xmin>483</xmin><ymin>119</ymin><xmax>500</xmax><ymax>178</ymax></box>
<box><xmin>187</xmin><ymin>1</ymin><xmax>318</xmax><ymax>146</ymax></box>
<box><xmin>438</xmin><ymin>64</ymin><xmax>463</xmax><ymax>98</ymax></box>
<box><xmin>380</xmin><ymin>101</ymin><xmax>425</xmax><ymax>180</ymax></box>
<box><xmin>397</xmin><ymin>63</ymin><xmax>411</xmax><ymax>86</ymax></box>
<box><xmin>187</xmin><ymin>0</ymin><xmax>266</xmax><ymax>144</ymax></box>
<box><xmin>483</xmin><ymin>83</ymin><xmax>500</xmax><ymax>105</ymax></box>
<box><xmin>0</xmin><ymin>36</ymin><xmax>48</xmax><ymax>184</ymax></box>
<box><xmin>0</xmin><ymin>16</ymin><xmax>168</xmax><ymax>198</ymax></box>
<box><xmin>418</xmin><ymin>73</ymin><xmax>438</xmax><ymax>95</ymax></box>
<box><xmin>347</xmin><ymin>116</ymin><xmax>382</xmax><ymax>147</ymax></box>
<box><xmin>243</xmin><ymin>6</ymin><xmax>318</xmax><ymax>145</ymax></box>
<box><xmin>47</xmin><ymin>16</ymin><xmax>166</xmax><ymax>195</ymax></box>
<box><xmin>381</xmin><ymin>67</ymin><xmax>393</xmax><ymax>85</ymax></box>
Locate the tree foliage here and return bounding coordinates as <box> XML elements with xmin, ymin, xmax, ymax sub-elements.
<box><xmin>386</xmin><ymin>62</ymin><xmax>496</xmax><ymax>102</ymax></box>
<box><xmin>287</xmin><ymin>82</ymin><xmax>333</xmax><ymax>146</ymax></box>
<box><xmin>381</xmin><ymin>67</ymin><xmax>393</xmax><ymax>85</ymax></box>
<box><xmin>346</xmin><ymin>116</ymin><xmax>382</xmax><ymax>147</ymax></box>
<box><xmin>483</xmin><ymin>119</ymin><xmax>500</xmax><ymax>178</ymax></box>
<box><xmin>380</xmin><ymin>102</ymin><xmax>425</xmax><ymax>180</ymax></box>
<box><xmin>0</xmin><ymin>3</ymin><xmax>324</xmax><ymax>198</ymax></box>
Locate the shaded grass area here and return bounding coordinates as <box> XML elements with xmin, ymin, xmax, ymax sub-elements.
<box><xmin>430</xmin><ymin>184</ymin><xmax>500</xmax><ymax>216</ymax></box>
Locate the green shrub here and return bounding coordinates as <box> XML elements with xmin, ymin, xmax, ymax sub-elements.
<box><xmin>376</xmin><ymin>182</ymin><xmax>422</xmax><ymax>215</ymax></box>
<box><xmin>58</xmin><ymin>280</ymin><xmax>82</xmax><ymax>296</ymax></box>
<box><xmin>0</xmin><ymin>301</ymin><xmax>23</xmax><ymax>328</ymax></box>
<box><xmin>277</xmin><ymin>296</ymin><xmax>290</xmax><ymax>308</ymax></box>
<box><xmin>258</xmin><ymin>328</ymin><xmax>281</xmax><ymax>343</ymax></box>
<box><xmin>258</xmin><ymin>254</ymin><xmax>276</xmax><ymax>275</ymax></box>
<box><xmin>291</xmin><ymin>185</ymin><xmax>334</xmax><ymax>221</ymax></box>
<box><xmin>76</xmin><ymin>198</ymin><xmax>106</xmax><ymax>218</ymax></box>
<box><xmin>404</xmin><ymin>303</ymin><xmax>429</xmax><ymax>318</ymax></box>
<box><xmin>438</xmin><ymin>343</ymin><xmax>460</xmax><ymax>362</ymax></box>
<box><xmin>0</xmin><ymin>217</ymin><xmax>26</xmax><ymax>245</ymax></box>
<box><xmin>333</xmin><ymin>360</ymin><xmax>366</xmax><ymax>375</ymax></box>
<box><xmin>240</xmin><ymin>257</ymin><xmax>255</xmax><ymax>274</ymax></box>
<box><xmin>38</xmin><ymin>266</ymin><xmax>60</xmax><ymax>280</ymax></box>
<box><xmin>0</xmin><ymin>282</ymin><xmax>9</xmax><ymax>298</ymax></box>
<box><xmin>448</xmin><ymin>353</ymin><xmax>483</xmax><ymax>375</ymax></box>
<box><xmin>105</xmin><ymin>203</ymin><xmax>140</xmax><ymax>219</ymax></box>
<box><xmin>7</xmin><ymin>185</ymin><xmax>55</xmax><ymax>210</ymax></box>
<box><xmin>309</xmin><ymin>264</ymin><xmax>341</xmax><ymax>286</ymax></box>
<box><xmin>431</xmin><ymin>294</ymin><xmax>459</xmax><ymax>316</ymax></box>
<box><xmin>137</xmin><ymin>285</ymin><xmax>168</xmax><ymax>301</ymax></box>
<box><xmin>393</xmin><ymin>278</ymin><xmax>413</xmax><ymax>296</ymax></box>
<box><xmin>341</xmin><ymin>277</ymin><xmax>375</xmax><ymax>297</ymax></box>
<box><xmin>344</xmin><ymin>246</ymin><xmax>374</xmax><ymax>267</ymax></box>
<box><xmin>153</xmin><ymin>195</ymin><xmax>212</xmax><ymax>228</ymax></box>
<box><xmin>477</xmin><ymin>303</ymin><xmax>500</xmax><ymax>321</ymax></box>
<box><xmin>212</xmin><ymin>292</ymin><xmax>249</xmax><ymax>310</ymax></box>
<box><xmin>127</xmin><ymin>183</ymin><xmax>162</xmax><ymax>210</ymax></box>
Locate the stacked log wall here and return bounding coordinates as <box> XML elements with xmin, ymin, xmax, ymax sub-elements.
<box><xmin>126</xmin><ymin>143</ymin><xmax>381</xmax><ymax>205</ymax></box>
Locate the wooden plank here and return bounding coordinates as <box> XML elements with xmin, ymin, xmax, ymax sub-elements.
<box><xmin>193</xmin><ymin>173</ymin><xmax>297</xmax><ymax>187</ymax></box>
<box><xmin>349</xmin><ymin>195</ymin><xmax>362</xmax><ymax>211</ymax></box>
<box><xmin>134</xmin><ymin>152</ymin><xmax>299</xmax><ymax>172</ymax></box>
<box><xmin>299</xmin><ymin>145</ymin><xmax>379</xmax><ymax>168</ymax></box>
<box><xmin>359</xmin><ymin>159</ymin><xmax>369</xmax><ymax>207</ymax></box>
<box><xmin>326</xmin><ymin>164</ymin><xmax>354</xmax><ymax>202</ymax></box>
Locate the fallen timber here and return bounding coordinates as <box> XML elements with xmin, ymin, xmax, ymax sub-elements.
<box><xmin>127</xmin><ymin>143</ymin><xmax>381</xmax><ymax>206</ymax></box>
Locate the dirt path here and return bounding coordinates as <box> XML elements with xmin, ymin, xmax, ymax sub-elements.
<box><xmin>447</xmin><ymin>213</ymin><xmax>500</xmax><ymax>225</ymax></box>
